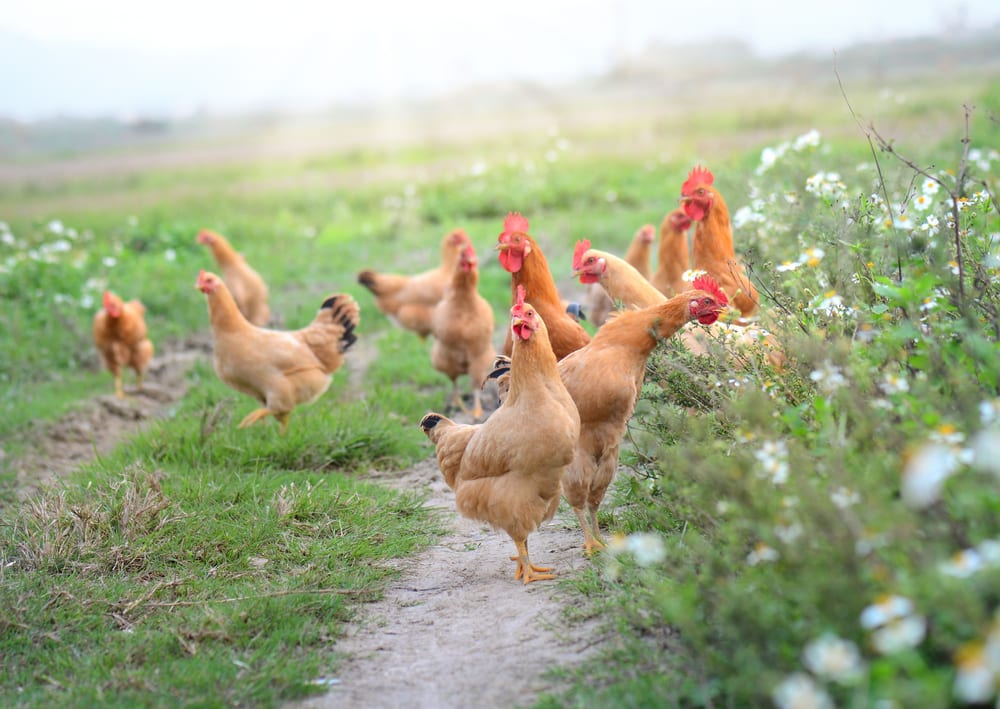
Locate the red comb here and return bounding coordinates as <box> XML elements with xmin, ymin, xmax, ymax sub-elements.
<box><xmin>681</xmin><ymin>165</ymin><xmax>714</xmax><ymax>196</ymax></box>
<box><xmin>462</xmin><ymin>243</ymin><xmax>476</xmax><ymax>259</ymax></box>
<box><xmin>572</xmin><ymin>240</ymin><xmax>591</xmax><ymax>271</ymax></box>
<box><xmin>691</xmin><ymin>274</ymin><xmax>728</xmax><ymax>306</ymax></box>
<box><xmin>510</xmin><ymin>284</ymin><xmax>527</xmax><ymax>318</ymax></box>
<box><xmin>102</xmin><ymin>290</ymin><xmax>114</xmax><ymax>308</ymax></box>
<box><xmin>503</xmin><ymin>212</ymin><xmax>529</xmax><ymax>235</ymax></box>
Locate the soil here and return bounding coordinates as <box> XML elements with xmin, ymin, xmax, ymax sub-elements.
<box><xmin>6</xmin><ymin>332</ymin><xmax>609</xmax><ymax>709</ymax></box>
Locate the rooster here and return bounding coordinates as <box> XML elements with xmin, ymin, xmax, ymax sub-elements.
<box><xmin>587</xmin><ymin>224</ymin><xmax>656</xmax><ymax>326</ymax></box>
<box><xmin>680</xmin><ymin>166</ymin><xmax>760</xmax><ymax>320</ymax></box>
<box><xmin>196</xmin><ymin>270</ymin><xmax>359</xmax><ymax>434</ymax></box>
<box><xmin>496</xmin><ymin>212</ymin><xmax>589</xmax><ymax>360</ymax></box>
<box><xmin>357</xmin><ymin>228</ymin><xmax>469</xmax><ymax>339</ymax></box>
<box><xmin>419</xmin><ymin>285</ymin><xmax>580</xmax><ymax>584</ymax></box>
<box><xmin>93</xmin><ymin>290</ymin><xmax>154</xmax><ymax>398</ymax></box>
<box><xmin>651</xmin><ymin>208</ymin><xmax>692</xmax><ymax>297</ymax></box>
<box><xmin>429</xmin><ymin>243</ymin><xmax>496</xmax><ymax>420</ymax></box>
<box><xmin>495</xmin><ymin>275</ymin><xmax>729</xmax><ymax>553</ymax></box>
<box><xmin>196</xmin><ymin>229</ymin><xmax>271</xmax><ymax>326</ymax></box>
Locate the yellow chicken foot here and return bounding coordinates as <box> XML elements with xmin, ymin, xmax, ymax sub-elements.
<box><xmin>589</xmin><ymin>509</ymin><xmax>606</xmax><ymax>547</ymax></box>
<box><xmin>470</xmin><ymin>389</ymin><xmax>483</xmax><ymax>421</ymax></box>
<box><xmin>238</xmin><ymin>408</ymin><xmax>274</xmax><ymax>429</ymax></box>
<box><xmin>573</xmin><ymin>507</ymin><xmax>606</xmax><ymax>555</ymax></box>
<box><xmin>114</xmin><ymin>372</ymin><xmax>125</xmax><ymax>399</ymax></box>
<box><xmin>510</xmin><ymin>539</ymin><xmax>555</xmax><ymax>584</ymax></box>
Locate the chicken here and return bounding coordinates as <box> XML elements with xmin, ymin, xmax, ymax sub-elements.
<box><xmin>429</xmin><ymin>242</ymin><xmax>496</xmax><ymax>420</ymax></box>
<box><xmin>195</xmin><ymin>270</ymin><xmax>359</xmax><ymax>434</ymax></box>
<box><xmin>650</xmin><ymin>208</ymin><xmax>692</xmax><ymax>297</ymax></box>
<box><xmin>357</xmin><ymin>228</ymin><xmax>469</xmax><ymax>339</ymax></box>
<box><xmin>497</xmin><ymin>212</ymin><xmax>590</xmax><ymax>359</ymax></box>
<box><xmin>489</xmin><ymin>275</ymin><xmax>730</xmax><ymax>554</ymax></box>
<box><xmin>93</xmin><ymin>290</ymin><xmax>154</xmax><ymax>399</ymax></box>
<box><xmin>574</xmin><ymin>239</ymin><xmax>787</xmax><ymax>368</ymax></box>
<box><xmin>559</xmin><ymin>276</ymin><xmax>728</xmax><ymax>553</ymax></box>
<box><xmin>587</xmin><ymin>224</ymin><xmax>656</xmax><ymax>326</ymax></box>
<box><xmin>419</xmin><ymin>285</ymin><xmax>580</xmax><ymax>584</ymax></box>
<box><xmin>196</xmin><ymin>229</ymin><xmax>271</xmax><ymax>326</ymax></box>
<box><xmin>680</xmin><ymin>166</ymin><xmax>760</xmax><ymax>320</ymax></box>
<box><xmin>573</xmin><ymin>240</ymin><xmax>666</xmax><ymax>313</ymax></box>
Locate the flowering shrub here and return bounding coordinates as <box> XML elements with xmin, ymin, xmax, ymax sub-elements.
<box><xmin>572</xmin><ymin>124</ymin><xmax>1000</xmax><ymax>706</ymax></box>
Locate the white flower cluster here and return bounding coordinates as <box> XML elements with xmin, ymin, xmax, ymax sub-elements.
<box><xmin>805</xmin><ymin>172</ymin><xmax>847</xmax><ymax>199</ymax></box>
<box><xmin>860</xmin><ymin>595</ymin><xmax>927</xmax><ymax>655</ymax></box>
<box><xmin>754</xmin><ymin>439</ymin><xmax>789</xmax><ymax>485</ymax></box>
<box><xmin>756</xmin><ymin>129</ymin><xmax>823</xmax><ymax>175</ymax></box>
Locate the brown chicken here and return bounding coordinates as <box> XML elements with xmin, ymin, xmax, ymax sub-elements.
<box><xmin>429</xmin><ymin>243</ymin><xmax>496</xmax><ymax>420</ymax></box>
<box><xmin>357</xmin><ymin>228</ymin><xmax>469</xmax><ymax>339</ymax></box>
<box><xmin>587</xmin><ymin>224</ymin><xmax>656</xmax><ymax>326</ymax></box>
<box><xmin>559</xmin><ymin>276</ymin><xmax>728</xmax><ymax>552</ymax></box>
<box><xmin>651</xmin><ymin>208</ymin><xmax>692</xmax><ymax>297</ymax></box>
<box><xmin>574</xmin><ymin>240</ymin><xmax>666</xmax><ymax>313</ymax></box>
<box><xmin>681</xmin><ymin>166</ymin><xmax>760</xmax><ymax>319</ymax></box>
<box><xmin>93</xmin><ymin>290</ymin><xmax>154</xmax><ymax>398</ymax></box>
<box><xmin>419</xmin><ymin>285</ymin><xmax>580</xmax><ymax>584</ymax></box>
<box><xmin>489</xmin><ymin>276</ymin><xmax>729</xmax><ymax>554</ymax></box>
<box><xmin>497</xmin><ymin>212</ymin><xmax>589</xmax><ymax>359</ymax></box>
<box><xmin>574</xmin><ymin>240</ymin><xmax>787</xmax><ymax>368</ymax></box>
<box><xmin>196</xmin><ymin>229</ymin><xmax>271</xmax><ymax>326</ymax></box>
<box><xmin>196</xmin><ymin>270</ymin><xmax>359</xmax><ymax>434</ymax></box>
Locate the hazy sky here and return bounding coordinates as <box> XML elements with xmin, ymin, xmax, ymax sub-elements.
<box><xmin>0</xmin><ymin>0</ymin><xmax>996</xmax><ymax>118</ymax></box>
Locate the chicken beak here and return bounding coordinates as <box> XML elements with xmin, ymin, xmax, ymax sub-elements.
<box><xmin>495</xmin><ymin>242</ymin><xmax>508</xmax><ymax>252</ymax></box>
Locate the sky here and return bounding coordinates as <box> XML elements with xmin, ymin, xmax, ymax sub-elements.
<box><xmin>0</xmin><ymin>0</ymin><xmax>996</xmax><ymax>119</ymax></box>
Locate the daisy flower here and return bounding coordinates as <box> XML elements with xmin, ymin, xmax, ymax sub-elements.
<box><xmin>802</xmin><ymin>633</ymin><xmax>865</xmax><ymax>683</ymax></box>
<box><xmin>772</xmin><ymin>673</ymin><xmax>833</xmax><ymax>709</ymax></box>
<box><xmin>860</xmin><ymin>595</ymin><xmax>927</xmax><ymax>654</ymax></box>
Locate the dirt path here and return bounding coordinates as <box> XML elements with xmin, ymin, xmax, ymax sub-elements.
<box><xmin>6</xmin><ymin>333</ymin><xmax>608</xmax><ymax>709</ymax></box>
<box><xmin>296</xmin><ymin>456</ymin><xmax>605</xmax><ymax>709</ymax></box>
<box><xmin>4</xmin><ymin>337</ymin><xmax>210</xmax><ymax>503</ymax></box>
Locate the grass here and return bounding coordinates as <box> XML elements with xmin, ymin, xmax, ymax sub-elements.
<box><xmin>1</xmin><ymin>61</ymin><xmax>999</xmax><ymax>706</ymax></box>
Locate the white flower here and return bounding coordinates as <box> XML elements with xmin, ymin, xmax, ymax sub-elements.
<box><xmin>625</xmin><ymin>533</ymin><xmax>666</xmax><ymax>567</ymax></box>
<box><xmin>47</xmin><ymin>219</ymin><xmax>65</xmax><ymax>234</ymax></box>
<box><xmin>810</xmin><ymin>361</ymin><xmax>847</xmax><ymax>393</ymax></box>
<box><xmin>929</xmin><ymin>424</ymin><xmax>964</xmax><ymax>445</ymax></box>
<box><xmin>891</xmin><ymin>210</ymin><xmax>915</xmax><ymax>231</ymax></box>
<box><xmin>805</xmin><ymin>172</ymin><xmax>846</xmax><ymax>198</ymax></box>
<box><xmin>776</xmin><ymin>260</ymin><xmax>801</xmax><ymax>272</ymax></box>
<box><xmin>921</xmin><ymin>179</ymin><xmax>940</xmax><ymax>197</ymax></box>
<box><xmin>102</xmin><ymin>256</ymin><xmax>117</xmax><ymax>268</ymax></box>
<box><xmin>920</xmin><ymin>213</ymin><xmax>940</xmax><ymax>236</ymax></box>
<box><xmin>939</xmin><ymin>548</ymin><xmax>985</xmax><ymax>578</ymax></box>
<box><xmin>604</xmin><ymin>190</ymin><xmax>617</xmax><ymax>203</ymax></box>
<box><xmin>754</xmin><ymin>440</ymin><xmax>790</xmax><ymax>485</ymax></box>
<box><xmin>164</xmin><ymin>248</ymin><xmax>177</xmax><ymax>262</ymax></box>
<box><xmin>971</xmin><ymin>428</ymin><xmax>1000</xmax><ymax>478</ymax></box>
<box><xmin>775</xmin><ymin>522</ymin><xmax>803</xmax><ymax>544</ymax></box>
<box><xmin>953</xmin><ymin>642</ymin><xmax>996</xmax><ymax>704</ymax></box>
<box><xmin>747</xmin><ymin>542</ymin><xmax>779</xmax><ymax>566</ymax></box>
<box><xmin>861</xmin><ymin>595</ymin><xmax>927</xmax><ymax>654</ymax></box>
<box><xmin>881</xmin><ymin>372</ymin><xmax>909</xmax><ymax>395</ymax></box>
<box><xmin>794</xmin><ymin>129</ymin><xmax>821</xmax><ymax>151</ymax></box>
<box><xmin>809</xmin><ymin>291</ymin><xmax>848</xmax><ymax>318</ymax></box>
<box><xmin>681</xmin><ymin>269</ymin><xmax>708</xmax><ymax>282</ymax></box>
<box><xmin>912</xmin><ymin>193</ymin><xmax>933</xmax><ymax>211</ymax></box>
<box><xmin>830</xmin><ymin>486</ymin><xmax>861</xmax><ymax>509</ymax></box>
<box><xmin>901</xmin><ymin>443</ymin><xmax>959</xmax><ymax>509</ymax></box>
<box><xmin>772</xmin><ymin>673</ymin><xmax>833</xmax><ymax>709</ymax></box>
<box><xmin>469</xmin><ymin>160</ymin><xmax>487</xmax><ymax>176</ymax></box>
<box><xmin>802</xmin><ymin>633</ymin><xmax>865</xmax><ymax>683</ymax></box>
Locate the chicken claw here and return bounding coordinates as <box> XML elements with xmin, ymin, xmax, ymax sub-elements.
<box><xmin>511</xmin><ymin>540</ymin><xmax>555</xmax><ymax>584</ymax></box>
<box><xmin>238</xmin><ymin>408</ymin><xmax>291</xmax><ymax>434</ymax></box>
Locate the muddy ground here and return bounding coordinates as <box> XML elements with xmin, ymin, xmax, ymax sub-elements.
<box><xmin>6</xmin><ymin>334</ymin><xmax>611</xmax><ymax>709</ymax></box>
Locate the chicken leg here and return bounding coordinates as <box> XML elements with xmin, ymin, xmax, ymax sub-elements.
<box><xmin>510</xmin><ymin>537</ymin><xmax>555</xmax><ymax>584</ymax></box>
<box><xmin>238</xmin><ymin>408</ymin><xmax>291</xmax><ymax>434</ymax></box>
<box><xmin>113</xmin><ymin>371</ymin><xmax>125</xmax><ymax>399</ymax></box>
<box><xmin>573</xmin><ymin>507</ymin><xmax>606</xmax><ymax>555</ymax></box>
